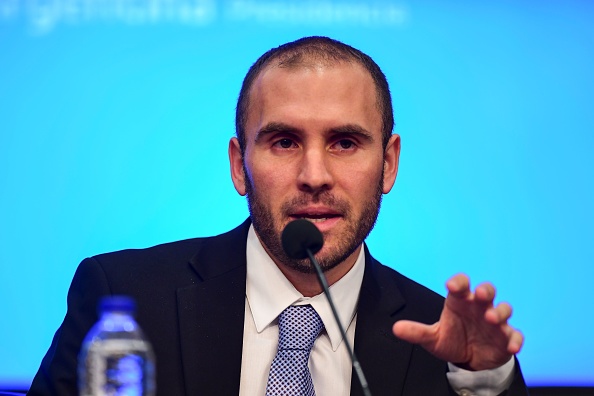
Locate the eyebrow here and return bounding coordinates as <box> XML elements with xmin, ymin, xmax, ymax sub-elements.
<box><xmin>254</xmin><ymin>122</ymin><xmax>300</xmax><ymax>143</ymax></box>
<box><xmin>254</xmin><ymin>122</ymin><xmax>375</xmax><ymax>143</ymax></box>
<box><xmin>329</xmin><ymin>124</ymin><xmax>374</xmax><ymax>143</ymax></box>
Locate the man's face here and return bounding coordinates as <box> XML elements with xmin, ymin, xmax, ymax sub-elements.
<box><xmin>230</xmin><ymin>62</ymin><xmax>400</xmax><ymax>274</ymax></box>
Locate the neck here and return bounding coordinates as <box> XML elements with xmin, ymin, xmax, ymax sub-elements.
<box><xmin>273</xmin><ymin>245</ymin><xmax>362</xmax><ymax>297</ymax></box>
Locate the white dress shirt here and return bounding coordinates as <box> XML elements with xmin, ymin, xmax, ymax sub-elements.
<box><xmin>239</xmin><ymin>225</ymin><xmax>514</xmax><ymax>396</ymax></box>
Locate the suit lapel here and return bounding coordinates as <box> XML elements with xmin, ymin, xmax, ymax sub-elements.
<box><xmin>177</xmin><ymin>220</ymin><xmax>250</xmax><ymax>396</ymax></box>
<box><xmin>350</xmin><ymin>247</ymin><xmax>414</xmax><ymax>396</ymax></box>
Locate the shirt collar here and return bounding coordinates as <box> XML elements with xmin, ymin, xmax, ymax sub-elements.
<box><xmin>246</xmin><ymin>224</ymin><xmax>365</xmax><ymax>351</ymax></box>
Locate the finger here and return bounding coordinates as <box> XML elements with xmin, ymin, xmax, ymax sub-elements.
<box><xmin>392</xmin><ymin>320</ymin><xmax>436</xmax><ymax>345</ymax></box>
<box><xmin>446</xmin><ymin>273</ymin><xmax>471</xmax><ymax>298</ymax></box>
<box><xmin>507</xmin><ymin>330</ymin><xmax>524</xmax><ymax>354</ymax></box>
<box><xmin>475</xmin><ymin>282</ymin><xmax>496</xmax><ymax>304</ymax></box>
<box><xmin>485</xmin><ymin>302</ymin><xmax>512</xmax><ymax>324</ymax></box>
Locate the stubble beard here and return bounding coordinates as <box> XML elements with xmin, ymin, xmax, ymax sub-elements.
<box><xmin>243</xmin><ymin>163</ymin><xmax>383</xmax><ymax>274</ymax></box>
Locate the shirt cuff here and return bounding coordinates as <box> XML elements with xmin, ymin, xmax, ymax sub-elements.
<box><xmin>446</xmin><ymin>357</ymin><xmax>515</xmax><ymax>396</ymax></box>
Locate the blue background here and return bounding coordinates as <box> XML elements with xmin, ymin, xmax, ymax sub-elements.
<box><xmin>1</xmin><ymin>0</ymin><xmax>593</xmax><ymax>389</ymax></box>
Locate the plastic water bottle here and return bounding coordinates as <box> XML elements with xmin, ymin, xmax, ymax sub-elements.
<box><xmin>78</xmin><ymin>296</ymin><xmax>156</xmax><ymax>396</ymax></box>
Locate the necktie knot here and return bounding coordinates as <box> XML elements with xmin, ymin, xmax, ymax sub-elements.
<box><xmin>277</xmin><ymin>305</ymin><xmax>324</xmax><ymax>352</ymax></box>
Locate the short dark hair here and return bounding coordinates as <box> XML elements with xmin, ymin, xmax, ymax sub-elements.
<box><xmin>235</xmin><ymin>36</ymin><xmax>394</xmax><ymax>153</ymax></box>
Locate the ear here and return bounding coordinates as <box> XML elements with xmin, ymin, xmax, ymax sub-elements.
<box><xmin>229</xmin><ymin>137</ymin><xmax>247</xmax><ymax>196</ymax></box>
<box><xmin>382</xmin><ymin>134</ymin><xmax>401</xmax><ymax>194</ymax></box>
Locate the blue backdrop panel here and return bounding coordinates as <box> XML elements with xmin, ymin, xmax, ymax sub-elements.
<box><xmin>1</xmin><ymin>0</ymin><xmax>593</xmax><ymax>389</ymax></box>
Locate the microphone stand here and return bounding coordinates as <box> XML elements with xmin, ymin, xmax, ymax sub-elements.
<box><xmin>306</xmin><ymin>248</ymin><xmax>372</xmax><ymax>396</ymax></box>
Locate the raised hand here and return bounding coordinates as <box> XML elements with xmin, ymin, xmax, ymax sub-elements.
<box><xmin>392</xmin><ymin>273</ymin><xmax>524</xmax><ymax>371</ymax></box>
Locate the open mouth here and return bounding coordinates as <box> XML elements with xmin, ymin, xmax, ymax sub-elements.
<box><xmin>296</xmin><ymin>216</ymin><xmax>335</xmax><ymax>223</ymax></box>
<box><xmin>289</xmin><ymin>212</ymin><xmax>341</xmax><ymax>223</ymax></box>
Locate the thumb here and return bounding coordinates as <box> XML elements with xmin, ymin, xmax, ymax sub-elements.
<box><xmin>392</xmin><ymin>320</ymin><xmax>436</xmax><ymax>345</ymax></box>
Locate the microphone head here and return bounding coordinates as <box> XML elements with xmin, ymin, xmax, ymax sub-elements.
<box><xmin>281</xmin><ymin>219</ymin><xmax>324</xmax><ymax>259</ymax></box>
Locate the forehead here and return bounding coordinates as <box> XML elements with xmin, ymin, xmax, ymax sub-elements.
<box><xmin>245</xmin><ymin>62</ymin><xmax>382</xmax><ymax>139</ymax></box>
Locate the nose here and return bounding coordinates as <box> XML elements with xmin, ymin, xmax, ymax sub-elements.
<box><xmin>296</xmin><ymin>147</ymin><xmax>334</xmax><ymax>194</ymax></box>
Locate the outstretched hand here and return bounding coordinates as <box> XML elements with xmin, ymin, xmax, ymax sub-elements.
<box><xmin>392</xmin><ymin>274</ymin><xmax>524</xmax><ymax>371</ymax></box>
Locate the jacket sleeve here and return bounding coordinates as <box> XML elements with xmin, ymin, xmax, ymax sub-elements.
<box><xmin>28</xmin><ymin>257</ymin><xmax>112</xmax><ymax>396</ymax></box>
<box><xmin>503</xmin><ymin>357</ymin><xmax>529</xmax><ymax>396</ymax></box>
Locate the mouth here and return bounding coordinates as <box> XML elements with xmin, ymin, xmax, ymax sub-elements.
<box><xmin>290</xmin><ymin>215</ymin><xmax>338</xmax><ymax>223</ymax></box>
<box><xmin>288</xmin><ymin>208</ymin><xmax>342</xmax><ymax>229</ymax></box>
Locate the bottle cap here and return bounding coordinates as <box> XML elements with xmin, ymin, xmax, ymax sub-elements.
<box><xmin>98</xmin><ymin>295</ymin><xmax>136</xmax><ymax>314</ymax></box>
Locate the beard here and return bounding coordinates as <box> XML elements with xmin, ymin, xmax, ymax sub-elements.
<box><xmin>244</xmin><ymin>164</ymin><xmax>383</xmax><ymax>274</ymax></box>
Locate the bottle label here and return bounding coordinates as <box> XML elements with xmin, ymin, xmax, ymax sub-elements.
<box><xmin>81</xmin><ymin>339</ymin><xmax>155</xmax><ymax>396</ymax></box>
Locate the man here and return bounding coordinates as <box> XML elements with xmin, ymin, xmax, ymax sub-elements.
<box><xmin>29</xmin><ymin>37</ymin><xmax>527</xmax><ymax>395</ymax></box>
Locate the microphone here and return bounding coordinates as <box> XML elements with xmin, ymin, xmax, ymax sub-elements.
<box><xmin>281</xmin><ymin>219</ymin><xmax>372</xmax><ymax>396</ymax></box>
<box><xmin>281</xmin><ymin>218</ymin><xmax>323</xmax><ymax>259</ymax></box>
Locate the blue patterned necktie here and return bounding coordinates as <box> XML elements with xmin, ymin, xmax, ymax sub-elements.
<box><xmin>265</xmin><ymin>305</ymin><xmax>324</xmax><ymax>396</ymax></box>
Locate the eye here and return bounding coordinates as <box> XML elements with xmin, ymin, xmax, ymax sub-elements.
<box><xmin>338</xmin><ymin>140</ymin><xmax>354</xmax><ymax>149</ymax></box>
<box><xmin>273</xmin><ymin>138</ymin><xmax>297</xmax><ymax>149</ymax></box>
<box><xmin>331</xmin><ymin>139</ymin><xmax>357</xmax><ymax>151</ymax></box>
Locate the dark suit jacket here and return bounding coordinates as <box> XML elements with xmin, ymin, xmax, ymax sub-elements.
<box><xmin>29</xmin><ymin>219</ymin><xmax>527</xmax><ymax>395</ymax></box>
